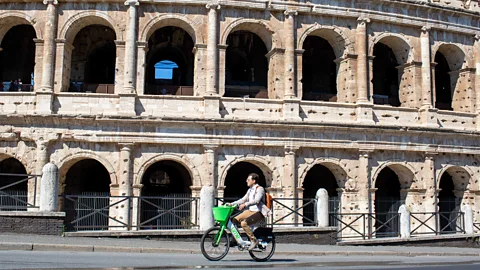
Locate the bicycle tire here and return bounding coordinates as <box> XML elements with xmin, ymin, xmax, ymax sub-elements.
<box><xmin>200</xmin><ymin>226</ymin><xmax>230</xmax><ymax>261</ymax></box>
<box><xmin>248</xmin><ymin>238</ymin><xmax>276</xmax><ymax>262</ymax></box>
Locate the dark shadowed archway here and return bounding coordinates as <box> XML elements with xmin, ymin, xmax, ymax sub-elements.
<box><xmin>224</xmin><ymin>162</ymin><xmax>266</xmax><ymax>201</ymax></box>
<box><xmin>434</xmin><ymin>52</ymin><xmax>452</xmax><ymax>111</ymax></box>
<box><xmin>302</xmin><ymin>164</ymin><xmax>339</xmax><ymax>226</ymax></box>
<box><xmin>140</xmin><ymin>160</ymin><xmax>192</xmax><ymax>229</ymax></box>
<box><xmin>372</xmin><ymin>43</ymin><xmax>400</xmax><ymax>106</ymax></box>
<box><xmin>0</xmin><ymin>25</ymin><xmax>36</xmax><ymax>91</ymax></box>
<box><xmin>63</xmin><ymin>159</ymin><xmax>111</xmax><ymax>231</ymax></box>
<box><xmin>0</xmin><ymin>158</ymin><xmax>28</xmax><ymax>210</ymax></box>
<box><xmin>145</xmin><ymin>26</ymin><xmax>194</xmax><ymax>96</ymax></box>
<box><xmin>225</xmin><ymin>31</ymin><xmax>268</xmax><ymax>98</ymax></box>
<box><xmin>374</xmin><ymin>167</ymin><xmax>401</xmax><ymax>237</ymax></box>
<box><xmin>302</xmin><ymin>36</ymin><xmax>337</xmax><ymax>101</ymax></box>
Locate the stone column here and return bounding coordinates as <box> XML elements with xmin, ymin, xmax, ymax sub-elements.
<box><xmin>36</xmin><ymin>0</ymin><xmax>58</xmax><ymax>114</ymax></box>
<box><xmin>205</xmin><ymin>3</ymin><xmax>220</xmax><ymax>95</ymax></box>
<box><xmin>462</xmin><ymin>204</ymin><xmax>474</xmax><ymax>234</ymax></box>
<box><xmin>31</xmin><ymin>139</ymin><xmax>50</xmax><ymax>210</ymax></box>
<box><xmin>124</xmin><ymin>0</ymin><xmax>138</xmax><ymax>94</ymax></box>
<box><xmin>284</xmin><ymin>10</ymin><xmax>297</xmax><ymax>98</ymax></box>
<box><xmin>355</xmin><ymin>17</ymin><xmax>370</xmax><ymax>104</ymax></box>
<box><xmin>217</xmin><ymin>44</ymin><xmax>227</xmax><ymax>96</ymax></box>
<box><xmin>200</xmin><ymin>185</ymin><xmax>215</xmax><ymax>230</ymax></box>
<box><xmin>295</xmin><ymin>49</ymin><xmax>304</xmax><ymax>100</ymax></box>
<box><xmin>114</xmin><ymin>40</ymin><xmax>126</xmax><ymax>95</ymax></box>
<box><xmin>204</xmin><ymin>144</ymin><xmax>218</xmax><ymax>187</ymax></box>
<box><xmin>421</xmin><ymin>27</ymin><xmax>433</xmax><ymax>108</ymax></box>
<box><xmin>53</xmin><ymin>39</ymin><xmax>74</xmax><ymax>93</ymax></box>
<box><xmin>474</xmin><ymin>35</ymin><xmax>480</xmax><ymax>130</ymax></box>
<box><xmin>136</xmin><ymin>41</ymin><xmax>148</xmax><ymax>95</ymax></box>
<box><xmin>113</xmin><ymin>143</ymin><xmax>134</xmax><ymax>230</ymax></box>
<box><xmin>33</xmin><ymin>39</ymin><xmax>44</xmax><ymax>91</ymax></box>
<box><xmin>39</xmin><ymin>163</ymin><xmax>59</xmax><ymax>212</ymax></box>
<box><xmin>423</xmin><ymin>152</ymin><xmax>438</xmax><ymax>235</ymax></box>
<box><xmin>419</xmin><ymin>28</ymin><xmax>438</xmax><ymax>128</ymax></box>
<box><xmin>283</xmin><ymin>146</ymin><xmax>298</xmax><ymax>225</ymax></box>
<box><xmin>40</xmin><ymin>0</ymin><xmax>58</xmax><ymax>92</ymax></box>
<box><xmin>316</xmin><ymin>188</ymin><xmax>329</xmax><ymax>227</ymax></box>
<box><xmin>119</xmin><ymin>0</ymin><xmax>139</xmax><ymax>116</ymax></box>
<box><xmin>358</xmin><ymin>149</ymin><xmax>373</xmax><ymax>236</ymax></box>
<box><xmin>398</xmin><ymin>204</ymin><xmax>411</xmax><ymax>238</ymax></box>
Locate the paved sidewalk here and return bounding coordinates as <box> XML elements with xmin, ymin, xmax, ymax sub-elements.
<box><xmin>0</xmin><ymin>233</ymin><xmax>479</xmax><ymax>257</ymax></box>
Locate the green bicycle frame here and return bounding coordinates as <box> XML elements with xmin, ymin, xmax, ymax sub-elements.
<box><xmin>213</xmin><ymin>205</ymin><xmax>248</xmax><ymax>246</ymax></box>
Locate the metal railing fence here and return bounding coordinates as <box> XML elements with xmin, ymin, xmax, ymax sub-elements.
<box><xmin>137</xmin><ymin>194</ymin><xmax>199</xmax><ymax>230</ymax></box>
<box><xmin>336</xmin><ymin>211</ymin><xmax>466</xmax><ymax>240</ymax></box>
<box><xmin>63</xmin><ymin>194</ymin><xmax>199</xmax><ymax>232</ymax></box>
<box><xmin>0</xmin><ymin>173</ymin><xmax>39</xmax><ymax>210</ymax></box>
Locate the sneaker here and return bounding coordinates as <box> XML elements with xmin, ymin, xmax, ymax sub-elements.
<box><xmin>248</xmin><ymin>239</ymin><xmax>259</xmax><ymax>251</ymax></box>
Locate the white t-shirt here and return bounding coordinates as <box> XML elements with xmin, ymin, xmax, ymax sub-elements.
<box><xmin>248</xmin><ymin>184</ymin><xmax>261</xmax><ymax>212</ymax></box>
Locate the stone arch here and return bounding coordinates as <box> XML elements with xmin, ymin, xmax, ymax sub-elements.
<box><xmin>219</xmin><ymin>156</ymin><xmax>276</xmax><ymax>188</ymax></box>
<box><xmin>298</xmin><ymin>158</ymin><xmax>350</xmax><ymax>190</ymax></box>
<box><xmin>372</xmin><ymin>161</ymin><xmax>418</xmax><ymax>189</ymax></box>
<box><xmin>140</xmin><ymin>15</ymin><xmax>199</xmax><ymax>44</ymax></box>
<box><xmin>0</xmin><ymin>12</ymin><xmax>42</xmax><ymax>44</ymax></box>
<box><xmin>432</xmin><ymin>43</ymin><xmax>468</xmax><ymax>70</ymax></box>
<box><xmin>298</xmin><ymin>25</ymin><xmax>354</xmax><ymax>58</ymax></box>
<box><xmin>369</xmin><ymin>33</ymin><xmax>413</xmax><ymax>64</ymax></box>
<box><xmin>56</xmin><ymin>151</ymin><xmax>117</xmax><ymax>186</ymax></box>
<box><xmin>59</xmin><ymin>11</ymin><xmax>119</xmax><ymax>43</ymax></box>
<box><xmin>437</xmin><ymin>164</ymin><xmax>474</xmax><ymax>191</ymax></box>
<box><xmin>135</xmin><ymin>153</ymin><xmax>201</xmax><ymax>187</ymax></box>
<box><xmin>0</xmin><ymin>153</ymin><xmax>31</xmax><ymax>174</ymax></box>
<box><xmin>220</xmin><ymin>19</ymin><xmax>279</xmax><ymax>51</ymax></box>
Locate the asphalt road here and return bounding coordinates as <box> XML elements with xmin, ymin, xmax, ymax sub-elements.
<box><xmin>1</xmin><ymin>250</ymin><xmax>480</xmax><ymax>270</ymax></box>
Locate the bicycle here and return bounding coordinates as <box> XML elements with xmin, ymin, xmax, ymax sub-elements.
<box><xmin>200</xmin><ymin>204</ymin><xmax>276</xmax><ymax>262</ymax></box>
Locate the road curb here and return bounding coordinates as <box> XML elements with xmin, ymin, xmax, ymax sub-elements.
<box><xmin>0</xmin><ymin>242</ymin><xmax>478</xmax><ymax>257</ymax></box>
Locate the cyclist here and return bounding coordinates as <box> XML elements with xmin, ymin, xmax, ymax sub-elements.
<box><xmin>228</xmin><ymin>173</ymin><xmax>271</xmax><ymax>251</ymax></box>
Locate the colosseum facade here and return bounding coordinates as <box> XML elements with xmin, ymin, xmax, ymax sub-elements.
<box><xmin>1</xmin><ymin>0</ymin><xmax>480</xmax><ymax>236</ymax></box>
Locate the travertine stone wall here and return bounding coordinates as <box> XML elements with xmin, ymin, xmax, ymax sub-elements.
<box><xmin>1</xmin><ymin>0</ymin><xmax>480</xmax><ymax>233</ymax></box>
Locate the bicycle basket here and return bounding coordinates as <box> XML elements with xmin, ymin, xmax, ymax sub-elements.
<box><xmin>212</xmin><ymin>206</ymin><xmax>234</xmax><ymax>223</ymax></box>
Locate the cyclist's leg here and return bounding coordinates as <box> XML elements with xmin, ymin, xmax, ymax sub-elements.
<box><xmin>241</xmin><ymin>212</ymin><xmax>264</xmax><ymax>242</ymax></box>
<box><xmin>232</xmin><ymin>210</ymin><xmax>253</xmax><ymax>226</ymax></box>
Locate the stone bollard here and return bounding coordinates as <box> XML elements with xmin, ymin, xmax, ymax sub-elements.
<box><xmin>39</xmin><ymin>163</ymin><xmax>59</xmax><ymax>212</ymax></box>
<box><xmin>462</xmin><ymin>204</ymin><xmax>474</xmax><ymax>234</ymax></box>
<box><xmin>200</xmin><ymin>185</ymin><xmax>215</xmax><ymax>230</ymax></box>
<box><xmin>398</xmin><ymin>204</ymin><xmax>410</xmax><ymax>238</ymax></box>
<box><xmin>316</xmin><ymin>188</ymin><xmax>329</xmax><ymax>227</ymax></box>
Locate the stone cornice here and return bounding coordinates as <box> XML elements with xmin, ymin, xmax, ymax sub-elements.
<box><xmin>3</xmin><ymin>113</ymin><xmax>480</xmax><ymax>155</ymax></box>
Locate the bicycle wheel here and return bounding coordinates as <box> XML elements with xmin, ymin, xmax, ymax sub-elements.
<box><xmin>200</xmin><ymin>227</ymin><xmax>230</xmax><ymax>261</ymax></box>
<box><xmin>248</xmin><ymin>238</ymin><xmax>276</xmax><ymax>262</ymax></box>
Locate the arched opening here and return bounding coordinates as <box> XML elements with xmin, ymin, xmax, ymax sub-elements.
<box><xmin>438</xmin><ymin>171</ymin><xmax>463</xmax><ymax>234</ymax></box>
<box><xmin>374</xmin><ymin>167</ymin><xmax>401</xmax><ymax>237</ymax></box>
<box><xmin>225</xmin><ymin>31</ymin><xmax>268</xmax><ymax>98</ymax></box>
<box><xmin>69</xmin><ymin>25</ymin><xmax>116</xmax><ymax>93</ymax></box>
<box><xmin>63</xmin><ymin>159</ymin><xmax>111</xmax><ymax>231</ymax></box>
<box><xmin>145</xmin><ymin>26</ymin><xmax>194</xmax><ymax>96</ymax></box>
<box><xmin>224</xmin><ymin>162</ymin><xmax>267</xmax><ymax>200</ymax></box>
<box><xmin>140</xmin><ymin>160</ymin><xmax>193</xmax><ymax>229</ymax></box>
<box><xmin>0</xmin><ymin>158</ymin><xmax>28</xmax><ymax>210</ymax></box>
<box><xmin>302</xmin><ymin>164</ymin><xmax>339</xmax><ymax>226</ymax></box>
<box><xmin>302</xmin><ymin>36</ymin><xmax>337</xmax><ymax>102</ymax></box>
<box><xmin>434</xmin><ymin>52</ymin><xmax>453</xmax><ymax>111</ymax></box>
<box><xmin>372</xmin><ymin>43</ymin><xmax>400</xmax><ymax>106</ymax></box>
<box><xmin>0</xmin><ymin>25</ymin><xmax>36</xmax><ymax>92</ymax></box>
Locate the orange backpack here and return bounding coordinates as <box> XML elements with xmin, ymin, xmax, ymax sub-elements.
<box><xmin>264</xmin><ymin>192</ymin><xmax>273</xmax><ymax>210</ymax></box>
<box><xmin>256</xmin><ymin>186</ymin><xmax>273</xmax><ymax>209</ymax></box>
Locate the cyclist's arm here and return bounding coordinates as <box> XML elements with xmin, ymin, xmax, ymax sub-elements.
<box><xmin>231</xmin><ymin>191</ymin><xmax>249</xmax><ymax>205</ymax></box>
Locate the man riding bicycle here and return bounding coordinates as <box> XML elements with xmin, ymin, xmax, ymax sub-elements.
<box><xmin>228</xmin><ymin>173</ymin><xmax>271</xmax><ymax>251</ymax></box>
